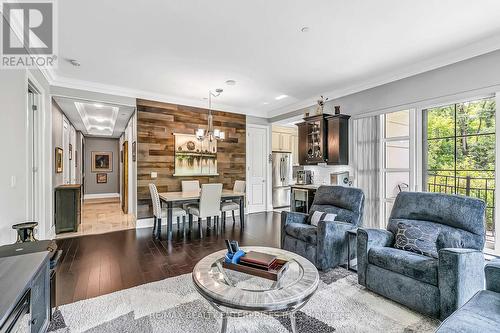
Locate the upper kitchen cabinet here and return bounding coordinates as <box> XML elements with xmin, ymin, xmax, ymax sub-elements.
<box><xmin>297</xmin><ymin>113</ymin><xmax>350</xmax><ymax>165</ymax></box>
<box><xmin>272</xmin><ymin>125</ymin><xmax>298</xmax><ymax>154</ymax></box>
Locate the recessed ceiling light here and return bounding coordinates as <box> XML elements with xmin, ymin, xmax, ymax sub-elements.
<box><xmin>300</xmin><ymin>27</ymin><xmax>310</xmax><ymax>33</ymax></box>
<box><xmin>225</xmin><ymin>79</ymin><xmax>236</xmax><ymax>86</ymax></box>
<box><xmin>263</xmin><ymin>102</ymin><xmax>269</xmax><ymax>105</ymax></box>
<box><xmin>94</xmin><ymin>103</ymin><xmax>104</xmax><ymax>108</ymax></box>
<box><xmin>275</xmin><ymin>94</ymin><xmax>288</xmax><ymax>100</ymax></box>
<box><xmin>68</xmin><ymin>59</ymin><xmax>81</xmax><ymax>67</ymax></box>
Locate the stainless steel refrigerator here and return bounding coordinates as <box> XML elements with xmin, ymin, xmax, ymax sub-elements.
<box><xmin>272</xmin><ymin>152</ymin><xmax>292</xmax><ymax>208</ymax></box>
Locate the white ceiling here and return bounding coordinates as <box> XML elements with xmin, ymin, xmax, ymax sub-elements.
<box><xmin>53</xmin><ymin>97</ymin><xmax>135</xmax><ymax>138</ymax></box>
<box><xmin>50</xmin><ymin>0</ymin><xmax>500</xmax><ymax>117</ymax></box>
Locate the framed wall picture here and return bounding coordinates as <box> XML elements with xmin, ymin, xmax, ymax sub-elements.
<box><xmin>91</xmin><ymin>151</ymin><xmax>113</xmax><ymax>172</ymax></box>
<box><xmin>69</xmin><ymin>143</ymin><xmax>73</xmax><ymax>160</ymax></box>
<box><xmin>96</xmin><ymin>173</ymin><xmax>107</xmax><ymax>184</ymax></box>
<box><xmin>55</xmin><ymin>147</ymin><xmax>63</xmax><ymax>173</ymax></box>
<box><xmin>173</xmin><ymin>133</ymin><xmax>218</xmax><ymax>176</ymax></box>
<box><xmin>132</xmin><ymin>141</ymin><xmax>137</xmax><ymax>162</ymax></box>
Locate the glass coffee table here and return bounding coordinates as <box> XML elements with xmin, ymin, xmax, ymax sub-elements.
<box><xmin>192</xmin><ymin>246</ymin><xmax>319</xmax><ymax>333</ymax></box>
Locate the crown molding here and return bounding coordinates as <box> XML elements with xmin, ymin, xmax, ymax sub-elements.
<box><xmin>47</xmin><ymin>75</ymin><xmax>268</xmax><ymax>118</ymax></box>
<box><xmin>39</xmin><ymin>33</ymin><xmax>500</xmax><ymax>121</ymax></box>
<box><xmin>266</xmin><ymin>34</ymin><xmax>500</xmax><ymax>118</ymax></box>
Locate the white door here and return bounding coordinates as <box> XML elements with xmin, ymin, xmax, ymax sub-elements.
<box><xmin>62</xmin><ymin>118</ymin><xmax>70</xmax><ymax>184</ymax></box>
<box><xmin>247</xmin><ymin>125</ymin><xmax>269</xmax><ymax>213</ymax></box>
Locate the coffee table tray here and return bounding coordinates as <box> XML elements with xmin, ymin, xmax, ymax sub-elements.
<box><xmin>222</xmin><ymin>258</ymin><xmax>289</xmax><ymax>281</ymax></box>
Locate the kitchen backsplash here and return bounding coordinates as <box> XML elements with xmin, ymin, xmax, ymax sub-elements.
<box><xmin>300</xmin><ymin>164</ymin><xmax>353</xmax><ymax>185</ymax></box>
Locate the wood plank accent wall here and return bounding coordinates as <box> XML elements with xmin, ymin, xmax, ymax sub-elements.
<box><xmin>136</xmin><ymin>99</ymin><xmax>246</xmax><ymax>219</ymax></box>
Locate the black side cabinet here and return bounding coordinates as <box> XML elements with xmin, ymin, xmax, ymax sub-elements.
<box><xmin>54</xmin><ymin>184</ymin><xmax>81</xmax><ymax>234</ymax></box>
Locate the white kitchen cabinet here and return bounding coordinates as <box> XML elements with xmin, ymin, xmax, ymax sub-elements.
<box><xmin>272</xmin><ymin>132</ymin><xmax>281</xmax><ymax>151</ymax></box>
<box><xmin>280</xmin><ymin>133</ymin><xmax>292</xmax><ymax>152</ymax></box>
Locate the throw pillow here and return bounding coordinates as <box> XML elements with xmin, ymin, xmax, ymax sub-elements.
<box><xmin>394</xmin><ymin>222</ymin><xmax>440</xmax><ymax>258</ymax></box>
<box><xmin>310</xmin><ymin>211</ymin><xmax>337</xmax><ymax>227</ymax></box>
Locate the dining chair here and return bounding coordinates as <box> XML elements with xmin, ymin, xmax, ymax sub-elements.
<box><xmin>181</xmin><ymin>180</ymin><xmax>201</xmax><ymax>219</ymax></box>
<box><xmin>187</xmin><ymin>183</ymin><xmax>223</xmax><ymax>237</ymax></box>
<box><xmin>149</xmin><ymin>183</ymin><xmax>187</xmax><ymax>239</ymax></box>
<box><xmin>181</xmin><ymin>180</ymin><xmax>200</xmax><ymax>192</ymax></box>
<box><xmin>221</xmin><ymin>180</ymin><xmax>246</xmax><ymax>228</ymax></box>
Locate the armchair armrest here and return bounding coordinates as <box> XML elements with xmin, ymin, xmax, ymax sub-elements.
<box><xmin>281</xmin><ymin>211</ymin><xmax>308</xmax><ymax>225</ymax></box>
<box><xmin>438</xmin><ymin>248</ymin><xmax>485</xmax><ymax>320</ymax></box>
<box><xmin>316</xmin><ymin>220</ymin><xmax>355</xmax><ymax>270</ymax></box>
<box><xmin>357</xmin><ymin>228</ymin><xmax>394</xmax><ymax>286</ymax></box>
<box><xmin>485</xmin><ymin>259</ymin><xmax>500</xmax><ymax>293</ymax></box>
<box><xmin>281</xmin><ymin>211</ymin><xmax>309</xmax><ymax>247</ymax></box>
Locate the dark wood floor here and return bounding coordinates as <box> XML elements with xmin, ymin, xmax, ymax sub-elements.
<box><xmin>55</xmin><ymin>212</ymin><xmax>281</xmax><ymax>306</ymax></box>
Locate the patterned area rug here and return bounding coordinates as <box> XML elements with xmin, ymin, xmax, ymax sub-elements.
<box><xmin>48</xmin><ymin>268</ymin><xmax>439</xmax><ymax>332</ymax></box>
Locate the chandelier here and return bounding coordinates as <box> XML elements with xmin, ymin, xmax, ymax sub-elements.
<box><xmin>196</xmin><ymin>89</ymin><xmax>225</xmax><ymax>142</ymax></box>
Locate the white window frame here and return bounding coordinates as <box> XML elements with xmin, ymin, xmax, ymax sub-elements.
<box><xmin>420</xmin><ymin>93</ymin><xmax>498</xmax><ymax>253</ymax></box>
<box><xmin>379</xmin><ymin>109</ymin><xmax>417</xmax><ymax>227</ymax></box>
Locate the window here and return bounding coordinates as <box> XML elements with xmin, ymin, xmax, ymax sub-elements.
<box><xmin>423</xmin><ymin>97</ymin><xmax>496</xmax><ymax>246</ymax></box>
<box><xmin>381</xmin><ymin>110</ymin><xmax>413</xmax><ymax>224</ymax></box>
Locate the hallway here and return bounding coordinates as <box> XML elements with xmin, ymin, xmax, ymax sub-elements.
<box><xmin>56</xmin><ymin>197</ymin><xmax>136</xmax><ymax>239</ymax></box>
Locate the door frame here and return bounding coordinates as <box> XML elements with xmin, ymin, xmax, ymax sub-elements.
<box><xmin>246</xmin><ymin>123</ymin><xmax>271</xmax><ymax>213</ymax></box>
<box><xmin>122</xmin><ymin>141</ymin><xmax>129</xmax><ymax>214</ymax></box>
<box><xmin>26</xmin><ymin>71</ymin><xmax>52</xmax><ymax>239</ymax></box>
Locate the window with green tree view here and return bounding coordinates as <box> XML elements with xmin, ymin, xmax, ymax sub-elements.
<box><xmin>423</xmin><ymin>97</ymin><xmax>496</xmax><ymax>245</ymax></box>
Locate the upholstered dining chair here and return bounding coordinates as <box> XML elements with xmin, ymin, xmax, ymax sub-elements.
<box><xmin>181</xmin><ymin>180</ymin><xmax>200</xmax><ymax>192</ymax></box>
<box><xmin>181</xmin><ymin>180</ymin><xmax>201</xmax><ymax>211</ymax></box>
<box><xmin>221</xmin><ymin>180</ymin><xmax>246</xmax><ymax>228</ymax></box>
<box><xmin>149</xmin><ymin>183</ymin><xmax>187</xmax><ymax>239</ymax></box>
<box><xmin>187</xmin><ymin>183</ymin><xmax>223</xmax><ymax>236</ymax></box>
<box><xmin>357</xmin><ymin>191</ymin><xmax>486</xmax><ymax>320</ymax></box>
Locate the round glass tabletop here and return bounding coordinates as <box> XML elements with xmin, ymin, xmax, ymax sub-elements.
<box><xmin>192</xmin><ymin>246</ymin><xmax>319</xmax><ymax>312</ymax></box>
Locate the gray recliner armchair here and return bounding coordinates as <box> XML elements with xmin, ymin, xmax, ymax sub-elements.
<box><xmin>281</xmin><ymin>185</ymin><xmax>365</xmax><ymax>270</ymax></box>
<box><xmin>357</xmin><ymin>191</ymin><xmax>486</xmax><ymax>320</ymax></box>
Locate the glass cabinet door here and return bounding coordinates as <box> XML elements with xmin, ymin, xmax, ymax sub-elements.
<box><xmin>306</xmin><ymin>119</ymin><xmax>324</xmax><ymax>163</ymax></box>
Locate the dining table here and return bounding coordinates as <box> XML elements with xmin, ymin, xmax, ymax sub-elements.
<box><xmin>158</xmin><ymin>189</ymin><xmax>246</xmax><ymax>240</ymax></box>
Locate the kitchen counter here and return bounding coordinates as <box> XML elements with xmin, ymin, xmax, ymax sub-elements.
<box><xmin>291</xmin><ymin>184</ymin><xmax>321</xmax><ymax>190</ymax></box>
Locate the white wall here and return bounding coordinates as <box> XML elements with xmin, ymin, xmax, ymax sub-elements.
<box><xmin>0</xmin><ymin>68</ymin><xmax>52</xmax><ymax>245</ymax></box>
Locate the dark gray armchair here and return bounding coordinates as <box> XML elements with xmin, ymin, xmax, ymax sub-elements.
<box><xmin>437</xmin><ymin>260</ymin><xmax>500</xmax><ymax>332</ymax></box>
<box><xmin>357</xmin><ymin>192</ymin><xmax>486</xmax><ymax>320</ymax></box>
<box><xmin>281</xmin><ymin>185</ymin><xmax>365</xmax><ymax>270</ymax></box>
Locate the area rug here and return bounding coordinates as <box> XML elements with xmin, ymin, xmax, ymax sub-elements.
<box><xmin>48</xmin><ymin>268</ymin><xmax>439</xmax><ymax>333</ymax></box>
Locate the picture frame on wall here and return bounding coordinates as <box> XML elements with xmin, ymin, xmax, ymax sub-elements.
<box><xmin>91</xmin><ymin>151</ymin><xmax>113</xmax><ymax>173</ymax></box>
<box><xmin>69</xmin><ymin>143</ymin><xmax>73</xmax><ymax>160</ymax></box>
<box><xmin>55</xmin><ymin>147</ymin><xmax>63</xmax><ymax>173</ymax></box>
<box><xmin>96</xmin><ymin>173</ymin><xmax>107</xmax><ymax>184</ymax></box>
<box><xmin>132</xmin><ymin>141</ymin><xmax>136</xmax><ymax>162</ymax></box>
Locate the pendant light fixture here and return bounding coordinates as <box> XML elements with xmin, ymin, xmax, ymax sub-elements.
<box><xmin>196</xmin><ymin>88</ymin><xmax>225</xmax><ymax>142</ymax></box>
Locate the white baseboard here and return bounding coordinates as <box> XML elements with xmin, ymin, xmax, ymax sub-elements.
<box><xmin>84</xmin><ymin>193</ymin><xmax>120</xmax><ymax>200</ymax></box>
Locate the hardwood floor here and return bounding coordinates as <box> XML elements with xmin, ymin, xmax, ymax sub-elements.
<box><xmin>55</xmin><ymin>212</ymin><xmax>281</xmax><ymax>306</ymax></box>
<box><xmin>56</xmin><ymin>198</ymin><xmax>136</xmax><ymax>239</ymax></box>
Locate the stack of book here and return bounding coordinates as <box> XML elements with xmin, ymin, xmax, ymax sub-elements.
<box><xmin>239</xmin><ymin>251</ymin><xmax>278</xmax><ymax>270</ymax></box>
<box><xmin>223</xmin><ymin>250</ymin><xmax>289</xmax><ymax>281</ymax></box>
